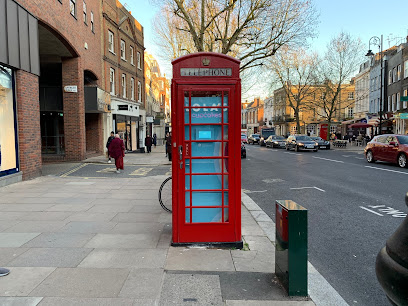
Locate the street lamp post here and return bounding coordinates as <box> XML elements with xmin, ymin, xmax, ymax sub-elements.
<box><xmin>366</xmin><ymin>35</ymin><xmax>383</xmax><ymax>135</ymax></box>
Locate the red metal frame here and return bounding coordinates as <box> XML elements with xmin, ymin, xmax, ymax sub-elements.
<box><xmin>171</xmin><ymin>53</ymin><xmax>241</xmax><ymax>244</ymax></box>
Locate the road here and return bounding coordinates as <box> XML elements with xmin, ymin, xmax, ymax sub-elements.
<box><xmin>241</xmin><ymin>144</ymin><xmax>408</xmax><ymax>306</ymax></box>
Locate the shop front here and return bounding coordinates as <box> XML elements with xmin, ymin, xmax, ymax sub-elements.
<box><xmin>111</xmin><ymin>99</ymin><xmax>141</xmax><ymax>152</ymax></box>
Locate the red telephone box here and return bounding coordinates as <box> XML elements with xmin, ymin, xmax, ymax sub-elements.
<box><xmin>171</xmin><ymin>52</ymin><xmax>242</xmax><ymax>248</ymax></box>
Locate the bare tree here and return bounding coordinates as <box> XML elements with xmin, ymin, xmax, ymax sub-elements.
<box><xmin>152</xmin><ymin>0</ymin><xmax>318</xmax><ymax>71</ymax></box>
<box><xmin>312</xmin><ymin>32</ymin><xmax>365</xmax><ymax>138</ymax></box>
<box><xmin>268</xmin><ymin>47</ymin><xmax>319</xmax><ymax>133</ymax></box>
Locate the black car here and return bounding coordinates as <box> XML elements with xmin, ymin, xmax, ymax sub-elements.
<box><xmin>248</xmin><ymin>134</ymin><xmax>260</xmax><ymax>145</ymax></box>
<box><xmin>286</xmin><ymin>135</ymin><xmax>318</xmax><ymax>152</ymax></box>
<box><xmin>241</xmin><ymin>142</ymin><xmax>246</xmax><ymax>158</ymax></box>
<box><xmin>311</xmin><ymin>136</ymin><xmax>331</xmax><ymax>150</ymax></box>
<box><xmin>265</xmin><ymin>135</ymin><xmax>286</xmax><ymax>148</ymax></box>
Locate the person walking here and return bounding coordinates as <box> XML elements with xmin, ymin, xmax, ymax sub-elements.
<box><xmin>166</xmin><ymin>132</ymin><xmax>172</xmax><ymax>161</ymax></box>
<box><xmin>165</xmin><ymin>132</ymin><xmax>169</xmax><ymax>157</ymax></box>
<box><xmin>105</xmin><ymin>131</ymin><xmax>115</xmax><ymax>163</ymax></box>
<box><xmin>145</xmin><ymin>134</ymin><xmax>153</xmax><ymax>153</ymax></box>
<box><xmin>108</xmin><ymin>134</ymin><xmax>125</xmax><ymax>173</ymax></box>
<box><xmin>153</xmin><ymin>133</ymin><xmax>157</xmax><ymax>147</ymax></box>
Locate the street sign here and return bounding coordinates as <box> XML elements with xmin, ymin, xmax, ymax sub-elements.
<box><xmin>400</xmin><ymin>96</ymin><xmax>408</xmax><ymax>102</ymax></box>
<box><xmin>400</xmin><ymin>113</ymin><xmax>408</xmax><ymax>120</ymax></box>
<box><xmin>64</xmin><ymin>85</ymin><xmax>78</xmax><ymax>93</ymax></box>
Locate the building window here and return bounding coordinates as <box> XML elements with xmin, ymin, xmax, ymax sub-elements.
<box><xmin>405</xmin><ymin>60</ymin><xmax>408</xmax><ymax>79</ymax></box>
<box><xmin>90</xmin><ymin>12</ymin><xmax>94</xmax><ymax>32</ymax></box>
<box><xmin>397</xmin><ymin>92</ymin><xmax>401</xmax><ymax>110</ymax></box>
<box><xmin>397</xmin><ymin>65</ymin><xmax>401</xmax><ymax>81</ymax></box>
<box><xmin>130</xmin><ymin>78</ymin><xmax>135</xmax><ymax>100</ymax></box>
<box><xmin>122</xmin><ymin>74</ymin><xmax>126</xmax><ymax>98</ymax></box>
<box><xmin>83</xmin><ymin>1</ymin><xmax>87</xmax><ymax>24</ymax></box>
<box><xmin>348</xmin><ymin>92</ymin><xmax>354</xmax><ymax>100</ymax></box>
<box><xmin>137</xmin><ymin>52</ymin><xmax>141</xmax><ymax>69</ymax></box>
<box><xmin>108</xmin><ymin>31</ymin><xmax>114</xmax><ymax>53</ymax></box>
<box><xmin>393</xmin><ymin>67</ymin><xmax>397</xmax><ymax>83</ymax></box>
<box><xmin>387</xmin><ymin>96</ymin><xmax>391</xmax><ymax>111</ymax></box>
<box><xmin>130</xmin><ymin>46</ymin><xmax>134</xmax><ymax>65</ymax></box>
<box><xmin>109</xmin><ymin>68</ymin><xmax>115</xmax><ymax>95</ymax></box>
<box><xmin>70</xmin><ymin>0</ymin><xmax>76</xmax><ymax>17</ymax></box>
<box><xmin>403</xmin><ymin>89</ymin><xmax>407</xmax><ymax>108</ymax></box>
<box><xmin>346</xmin><ymin>107</ymin><xmax>353</xmax><ymax>118</ymax></box>
<box><xmin>120</xmin><ymin>40</ymin><xmax>126</xmax><ymax>60</ymax></box>
<box><xmin>388</xmin><ymin>70</ymin><xmax>392</xmax><ymax>85</ymax></box>
<box><xmin>392</xmin><ymin>94</ymin><xmax>395</xmax><ymax>112</ymax></box>
<box><xmin>0</xmin><ymin>65</ymin><xmax>18</xmax><ymax>175</ymax></box>
<box><xmin>138</xmin><ymin>81</ymin><xmax>142</xmax><ymax>102</ymax></box>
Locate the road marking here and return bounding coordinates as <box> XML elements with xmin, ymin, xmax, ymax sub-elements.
<box><xmin>129</xmin><ymin>167</ymin><xmax>153</xmax><ymax>176</ymax></box>
<box><xmin>365</xmin><ymin>166</ymin><xmax>408</xmax><ymax>175</ymax></box>
<box><xmin>96</xmin><ymin>167</ymin><xmax>117</xmax><ymax>173</ymax></box>
<box><xmin>165</xmin><ymin>171</ymin><xmax>172</xmax><ymax>176</ymax></box>
<box><xmin>360</xmin><ymin>206</ymin><xmax>383</xmax><ymax>216</ymax></box>
<box><xmin>242</xmin><ymin>189</ymin><xmax>267</xmax><ymax>194</ymax></box>
<box><xmin>284</xmin><ymin>152</ymin><xmax>301</xmax><ymax>155</ymax></box>
<box><xmin>355</xmin><ymin>157</ymin><xmax>364</xmax><ymax>160</ymax></box>
<box><xmin>60</xmin><ymin>164</ymin><xmax>87</xmax><ymax>177</ymax></box>
<box><xmin>313</xmin><ymin>156</ymin><xmax>344</xmax><ymax>163</ymax></box>
<box><xmin>342</xmin><ymin>155</ymin><xmax>351</xmax><ymax>157</ymax></box>
<box><xmin>270</xmin><ymin>149</ymin><xmax>278</xmax><ymax>152</ymax></box>
<box><xmin>262</xmin><ymin>178</ymin><xmax>285</xmax><ymax>183</ymax></box>
<box><xmin>290</xmin><ymin>186</ymin><xmax>326</xmax><ymax>192</ymax></box>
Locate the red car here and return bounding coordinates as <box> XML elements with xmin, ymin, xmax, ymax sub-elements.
<box><xmin>241</xmin><ymin>134</ymin><xmax>248</xmax><ymax>143</ymax></box>
<box><xmin>364</xmin><ymin>134</ymin><xmax>408</xmax><ymax>168</ymax></box>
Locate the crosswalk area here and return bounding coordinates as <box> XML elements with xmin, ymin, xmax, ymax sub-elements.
<box><xmin>60</xmin><ymin>163</ymin><xmax>171</xmax><ymax>178</ymax></box>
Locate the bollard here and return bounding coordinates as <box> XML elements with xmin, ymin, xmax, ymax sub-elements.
<box><xmin>375</xmin><ymin>193</ymin><xmax>408</xmax><ymax>305</ymax></box>
<box><xmin>275</xmin><ymin>200</ymin><xmax>308</xmax><ymax>296</ymax></box>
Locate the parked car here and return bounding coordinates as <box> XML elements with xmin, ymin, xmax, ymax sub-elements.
<box><xmin>241</xmin><ymin>134</ymin><xmax>248</xmax><ymax>143</ymax></box>
<box><xmin>311</xmin><ymin>136</ymin><xmax>331</xmax><ymax>150</ymax></box>
<box><xmin>241</xmin><ymin>142</ymin><xmax>246</xmax><ymax>158</ymax></box>
<box><xmin>364</xmin><ymin>134</ymin><xmax>408</xmax><ymax>168</ymax></box>
<box><xmin>265</xmin><ymin>135</ymin><xmax>286</xmax><ymax>148</ymax></box>
<box><xmin>248</xmin><ymin>134</ymin><xmax>260</xmax><ymax>145</ymax></box>
<box><xmin>286</xmin><ymin>135</ymin><xmax>318</xmax><ymax>152</ymax></box>
<box><xmin>259</xmin><ymin>128</ymin><xmax>275</xmax><ymax>146</ymax></box>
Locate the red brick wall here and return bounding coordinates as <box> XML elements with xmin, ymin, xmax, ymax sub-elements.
<box><xmin>62</xmin><ymin>57</ymin><xmax>86</xmax><ymax>161</ymax></box>
<box><xmin>85</xmin><ymin>113</ymin><xmax>103</xmax><ymax>153</ymax></box>
<box><xmin>15</xmin><ymin>70</ymin><xmax>42</xmax><ymax>180</ymax></box>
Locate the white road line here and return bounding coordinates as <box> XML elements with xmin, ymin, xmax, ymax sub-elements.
<box><xmin>365</xmin><ymin>166</ymin><xmax>408</xmax><ymax>175</ymax></box>
<box><xmin>290</xmin><ymin>186</ymin><xmax>326</xmax><ymax>192</ymax></box>
<box><xmin>342</xmin><ymin>155</ymin><xmax>351</xmax><ymax>157</ymax></box>
<box><xmin>313</xmin><ymin>156</ymin><xmax>344</xmax><ymax>163</ymax></box>
<box><xmin>360</xmin><ymin>206</ymin><xmax>384</xmax><ymax>216</ymax></box>
<box><xmin>313</xmin><ymin>186</ymin><xmax>326</xmax><ymax>192</ymax></box>
<box><xmin>355</xmin><ymin>157</ymin><xmax>364</xmax><ymax>160</ymax></box>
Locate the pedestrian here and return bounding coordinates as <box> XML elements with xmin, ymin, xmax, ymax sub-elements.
<box><xmin>105</xmin><ymin>131</ymin><xmax>115</xmax><ymax>163</ymax></box>
<box><xmin>153</xmin><ymin>133</ymin><xmax>157</xmax><ymax>147</ymax></box>
<box><xmin>165</xmin><ymin>132</ymin><xmax>169</xmax><ymax>157</ymax></box>
<box><xmin>108</xmin><ymin>134</ymin><xmax>125</xmax><ymax>173</ymax></box>
<box><xmin>166</xmin><ymin>132</ymin><xmax>172</xmax><ymax>161</ymax></box>
<box><xmin>145</xmin><ymin>134</ymin><xmax>152</xmax><ymax>153</ymax></box>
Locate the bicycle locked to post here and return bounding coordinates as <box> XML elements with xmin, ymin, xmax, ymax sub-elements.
<box><xmin>158</xmin><ymin>176</ymin><xmax>172</xmax><ymax>213</ymax></box>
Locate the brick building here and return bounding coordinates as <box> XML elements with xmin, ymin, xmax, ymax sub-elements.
<box><xmin>1</xmin><ymin>0</ymin><xmax>105</xmax><ymax>186</ymax></box>
<box><xmin>102</xmin><ymin>0</ymin><xmax>145</xmax><ymax>151</ymax></box>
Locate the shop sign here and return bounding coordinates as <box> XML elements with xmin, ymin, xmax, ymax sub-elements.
<box><xmin>118</xmin><ymin>105</ymin><xmax>129</xmax><ymax>111</ymax></box>
<box><xmin>97</xmin><ymin>89</ymin><xmax>111</xmax><ymax>113</ymax></box>
<box><xmin>146</xmin><ymin>116</ymin><xmax>154</xmax><ymax>123</ymax></box>
<box><xmin>64</xmin><ymin>85</ymin><xmax>78</xmax><ymax>93</ymax></box>
<box><xmin>400</xmin><ymin>113</ymin><xmax>408</xmax><ymax>119</ymax></box>
<box><xmin>400</xmin><ymin>96</ymin><xmax>408</xmax><ymax>102</ymax></box>
<box><xmin>180</xmin><ymin>68</ymin><xmax>232</xmax><ymax>77</ymax></box>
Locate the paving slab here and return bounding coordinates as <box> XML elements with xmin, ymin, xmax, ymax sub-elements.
<box><xmin>86</xmin><ymin>204</ymin><xmax>134</xmax><ymax>213</ymax></box>
<box><xmin>127</xmin><ymin>204</ymin><xmax>162</xmax><ymax>213</ymax></box>
<box><xmin>242</xmin><ymin>236</ymin><xmax>275</xmax><ymax>253</ymax></box>
<box><xmin>241</xmin><ymin>224</ymin><xmax>265</xmax><ymax>236</ymax></box>
<box><xmin>0</xmin><ymin>233</ymin><xmax>40</xmax><ymax>247</ymax></box>
<box><xmin>159</xmin><ymin>273</ymin><xmax>223</xmax><ymax>306</ymax></box>
<box><xmin>64</xmin><ymin>212</ymin><xmax>118</xmax><ymax>222</ymax></box>
<box><xmin>5</xmin><ymin>221</ymin><xmax>68</xmax><ymax>233</ymax></box>
<box><xmin>84</xmin><ymin>233</ymin><xmax>160</xmax><ymax>249</ymax></box>
<box><xmin>112</xmin><ymin>212</ymin><xmax>161</xmax><ymax>223</ymax></box>
<box><xmin>22</xmin><ymin>233</ymin><xmax>95</xmax><ymax>248</ymax></box>
<box><xmin>0</xmin><ymin>248</ymin><xmax>29</xmax><ymax>265</ymax></box>
<box><xmin>251</xmin><ymin>211</ymin><xmax>273</xmax><ymax>222</ymax></box>
<box><xmin>37</xmin><ymin>297</ymin><xmax>136</xmax><ymax>306</ymax></box>
<box><xmin>18</xmin><ymin>212</ymin><xmax>73</xmax><ymax>221</ymax></box>
<box><xmin>78</xmin><ymin>248</ymin><xmax>167</xmax><ymax>269</ymax></box>
<box><xmin>119</xmin><ymin>268</ymin><xmax>164</xmax><ymax>299</ymax></box>
<box><xmin>45</xmin><ymin>204</ymin><xmax>94</xmax><ymax>212</ymax></box>
<box><xmin>0</xmin><ymin>204</ymin><xmax>54</xmax><ymax>212</ymax></box>
<box><xmin>7</xmin><ymin>248</ymin><xmax>93</xmax><ymax>267</ymax></box>
<box><xmin>231</xmin><ymin>250</ymin><xmax>275</xmax><ymax>273</ymax></box>
<box><xmin>0</xmin><ymin>297</ymin><xmax>43</xmax><ymax>306</ymax></box>
<box><xmin>29</xmin><ymin>268</ymin><xmax>129</xmax><ymax>298</ymax></box>
<box><xmin>226</xmin><ymin>301</ymin><xmax>315</xmax><ymax>306</ymax></box>
<box><xmin>59</xmin><ymin>221</ymin><xmax>117</xmax><ymax>233</ymax></box>
<box><xmin>166</xmin><ymin>247</ymin><xmax>235</xmax><ymax>272</ymax></box>
<box><xmin>110</xmin><ymin>222</ymin><xmax>164</xmax><ymax>234</ymax></box>
<box><xmin>257</xmin><ymin>221</ymin><xmax>276</xmax><ymax>242</ymax></box>
<box><xmin>0</xmin><ymin>267</ymin><xmax>55</xmax><ymax>296</ymax></box>
<box><xmin>0</xmin><ymin>220</ymin><xmax>21</xmax><ymax>232</ymax></box>
<box><xmin>0</xmin><ymin>212</ymin><xmax>29</xmax><ymax>221</ymax></box>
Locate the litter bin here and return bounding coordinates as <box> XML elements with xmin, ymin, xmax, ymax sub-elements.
<box><xmin>275</xmin><ymin>200</ymin><xmax>308</xmax><ymax>296</ymax></box>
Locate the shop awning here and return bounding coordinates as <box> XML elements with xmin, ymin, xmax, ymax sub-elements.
<box><xmin>349</xmin><ymin>122</ymin><xmax>373</xmax><ymax>128</ymax></box>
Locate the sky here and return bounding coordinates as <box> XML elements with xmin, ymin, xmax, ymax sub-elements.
<box><xmin>128</xmin><ymin>0</ymin><xmax>408</xmax><ymax>97</ymax></box>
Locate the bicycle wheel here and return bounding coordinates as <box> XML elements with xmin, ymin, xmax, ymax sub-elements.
<box><xmin>158</xmin><ymin>176</ymin><xmax>172</xmax><ymax>213</ymax></box>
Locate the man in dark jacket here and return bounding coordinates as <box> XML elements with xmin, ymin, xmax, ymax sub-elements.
<box><xmin>166</xmin><ymin>132</ymin><xmax>172</xmax><ymax>161</ymax></box>
<box><xmin>145</xmin><ymin>134</ymin><xmax>153</xmax><ymax>153</ymax></box>
<box><xmin>106</xmin><ymin>131</ymin><xmax>115</xmax><ymax>163</ymax></box>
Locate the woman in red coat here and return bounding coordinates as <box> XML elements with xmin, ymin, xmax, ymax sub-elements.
<box><xmin>108</xmin><ymin>134</ymin><xmax>125</xmax><ymax>173</ymax></box>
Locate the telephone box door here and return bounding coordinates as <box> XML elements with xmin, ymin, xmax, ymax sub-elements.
<box><xmin>175</xmin><ymin>85</ymin><xmax>237</xmax><ymax>243</ymax></box>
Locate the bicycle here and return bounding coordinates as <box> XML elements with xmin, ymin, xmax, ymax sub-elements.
<box><xmin>158</xmin><ymin>176</ymin><xmax>172</xmax><ymax>213</ymax></box>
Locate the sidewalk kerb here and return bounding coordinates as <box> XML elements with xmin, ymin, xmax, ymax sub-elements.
<box><xmin>241</xmin><ymin>191</ymin><xmax>348</xmax><ymax>306</ymax></box>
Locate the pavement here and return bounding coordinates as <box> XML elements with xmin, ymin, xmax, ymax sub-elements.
<box><xmin>0</xmin><ymin>145</ymin><xmax>318</xmax><ymax>306</ymax></box>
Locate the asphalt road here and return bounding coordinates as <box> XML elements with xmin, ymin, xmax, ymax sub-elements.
<box><xmin>241</xmin><ymin>144</ymin><xmax>408</xmax><ymax>306</ymax></box>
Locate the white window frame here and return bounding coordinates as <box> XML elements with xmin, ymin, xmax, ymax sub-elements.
<box><xmin>137</xmin><ymin>51</ymin><xmax>141</xmax><ymax>70</ymax></box>
<box><xmin>70</xmin><ymin>0</ymin><xmax>76</xmax><ymax>17</ymax></box>
<box><xmin>122</xmin><ymin>74</ymin><xmax>126</xmax><ymax>98</ymax></box>
<box><xmin>403</xmin><ymin>89</ymin><xmax>408</xmax><ymax>108</ymax></box>
<box><xmin>90</xmin><ymin>11</ymin><xmax>94</xmax><ymax>33</ymax></box>
<box><xmin>389</xmin><ymin>70</ymin><xmax>392</xmax><ymax>85</ymax></box>
<box><xmin>388</xmin><ymin>96</ymin><xmax>391</xmax><ymax>111</ymax></box>
<box><xmin>130</xmin><ymin>46</ymin><xmax>134</xmax><ymax>65</ymax></box>
<box><xmin>83</xmin><ymin>1</ymin><xmax>87</xmax><ymax>24</ymax></box>
<box><xmin>108</xmin><ymin>30</ymin><xmax>114</xmax><ymax>53</ymax></box>
<box><xmin>109</xmin><ymin>68</ymin><xmax>115</xmax><ymax>95</ymax></box>
<box><xmin>130</xmin><ymin>77</ymin><xmax>135</xmax><ymax>100</ymax></box>
<box><xmin>405</xmin><ymin>60</ymin><xmax>408</xmax><ymax>79</ymax></box>
<box><xmin>393</xmin><ymin>67</ymin><xmax>397</xmax><ymax>83</ymax></box>
<box><xmin>392</xmin><ymin>94</ymin><xmax>396</xmax><ymax>112</ymax></box>
<box><xmin>397</xmin><ymin>64</ymin><xmax>401</xmax><ymax>81</ymax></box>
<box><xmin>138</xmin><ymin>81</ymin><xmax>142</xmax><ymax>102</ymax></box>
<box><xmin>397</xmin><ymin>92</ymin><xmax>401</xmax><ymax>110</ymax></box>
<box><xmin>348</xmin><ymin>92</ymin><xmax>354</xmax><ymax>100</ymax></box>
<box><xmin>120</xmin><ymin>40</ymin><xmax>126</xmax><ymax>60</ymax></box>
